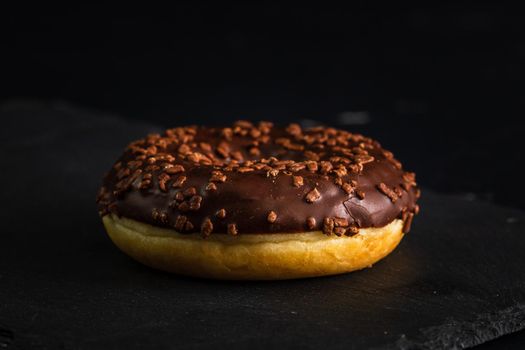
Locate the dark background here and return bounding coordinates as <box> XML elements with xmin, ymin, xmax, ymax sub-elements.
<box><xmin>2</xmin><ymin>4</ymin><xmax>524</xmax><ymax>210</ymax></box>
<box><xmin>1</xmin><ymin>4</ymin><xmax>524</xmax><ymax>348</ymax></box>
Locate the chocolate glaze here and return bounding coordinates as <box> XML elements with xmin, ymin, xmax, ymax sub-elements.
<box><xmin>97</xmin><ymin>122</ymin><xmax>420</xmax><ymax>235</ymax></box>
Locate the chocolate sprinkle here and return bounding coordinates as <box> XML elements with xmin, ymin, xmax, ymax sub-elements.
<box><xmin>403</xmin><ymin>212</ymin><xmax>415</xmax><ymax>233</ymax></box>
<box><xmin>174</xmin><ymin>215</ymin><xmax>187</xmax><ymax>231</ymax></box>
<box><xmin>267</xmin><ymin>211</ymin><xmax>278</xmax><ymax>223</ymax></box>
<box><xmin>342</xmin><ymin>182</ymin><xmax>354</xmax><ymax>195</ymax></box>
<box><xmin>306</xmin><ymin>217</ymin><xmax>316</xmax><ymax>230</ymax></box>
<box><xmin>333</xmin><ymin>217</ymin><xmax>349</xmax><ymax>227</ymax></box>
<box><xmin>174</xmin><ymin>191</ymin><xmax>185</xmax><ymax>202</ymax></box>
<box><xmin>183</xmin><ymin>187</ymin><xmax>197</xmax><ymax>197</ymax></box>
<box><xmin>189</xmin><ymin>195</ymin><xmax>202</xmax><ymax>210</ymax></box>
<box><xmin>210</xmin><ymin>171</ymin><xmax>227</xmax><ymax>183</ymax></box>
<box><xmin>377</xmin><ymin>182</ymin><xmax>399</xmax><ymax>203</ymax></box>
<box><xmin>292</xmin><ymin>176</ymin><xmax>304</xmax><ymax>188</ymax></box>
<box><xmin>165</xmin><ymin>164</ymin><xmax>185</xmax><ymax>174</ymax></box>
<box><xmin>227</xmin><ymin>223</ymin><xmax>238</xmax><ymax>235</ymax></box>
<box><xmin>216</xmin><ymin>208</ymin><xmax>227</xmax><ymax>219</ymax></box>
<box><xmin>205</xmin><ymin>182</ymin><xmax>217</xmax><ymax>191</ymax></box>
<box><xmin>184</xmin><ymin>221</ymin><xmax>194</xmax><ymax>231</ymax></box>
<box><xmin>323</xmin><ymin>217</ymin><xmax>335</xmax><ymax>235</ymax></box>
<box><xmin>172</xmin><ymin>175</ymin><xmax>187</xmax><ymax>188</ymax></box>
<box><xmin>356</xmin><ymin>189</ymin><xmax>366</xmax><ymax>200</ymax></box>
<box><xmin>305</xmin><ymin>188</ymin><xmax>321</xmax><ymax>203</ymax></box>
<box><xmin>201</xmin><ymin>217</ymin><xmax>213</xmax><ymax>237</ymax></box>
<box><xmin>346</xmin><ymin>225</ymin><xmax>359</xmax><ymax>236</ymax></box>
<box><xmin>334</xmin><ymin>227</ymin><xmax>346</xmax><ymax>236</ymax></box>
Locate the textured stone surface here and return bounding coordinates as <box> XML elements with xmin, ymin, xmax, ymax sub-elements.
<box><xmin>1</xmin><ymin>104</ymin><xmax>524</xmax><ymax>349</ymax></box>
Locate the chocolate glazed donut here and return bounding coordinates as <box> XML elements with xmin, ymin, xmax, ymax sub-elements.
<box><xmin>97</xmin><ymin>121</ymin><xmax>420</xmax><ymax>280</ymax></box>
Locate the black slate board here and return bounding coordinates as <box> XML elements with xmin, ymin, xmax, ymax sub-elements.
<box><xmin>1</xmin><ymin>103</ymin><xmax>525</xmax><ymax>349</ymax></box>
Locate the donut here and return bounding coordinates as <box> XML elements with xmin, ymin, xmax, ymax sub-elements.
<box><xmin>97</xmin><ymin>121</ymin><xmax>420</xmax><ymax>280</ymax></box>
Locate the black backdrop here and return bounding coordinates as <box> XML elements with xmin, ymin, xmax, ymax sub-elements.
<box><xmin>1</xmin><ymin>4</ymin><xmax>525</xmax><ymax>348</ymax></box>
<box><xmin>2</xmin><ymin>4</ymin><xmax>524</xmax><ymax>209</ymax></box>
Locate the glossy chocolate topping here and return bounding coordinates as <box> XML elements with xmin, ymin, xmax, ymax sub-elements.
<box><xmin>97</xmin><ymin>121</ymin><xmax>420</xmax><ymax>236</ymax></box>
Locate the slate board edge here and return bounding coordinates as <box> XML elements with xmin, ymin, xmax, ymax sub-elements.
<box><xmin>380</xmin><ymin>303</ymin><xmax>525</xmax><ymax>349</ymax></box>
